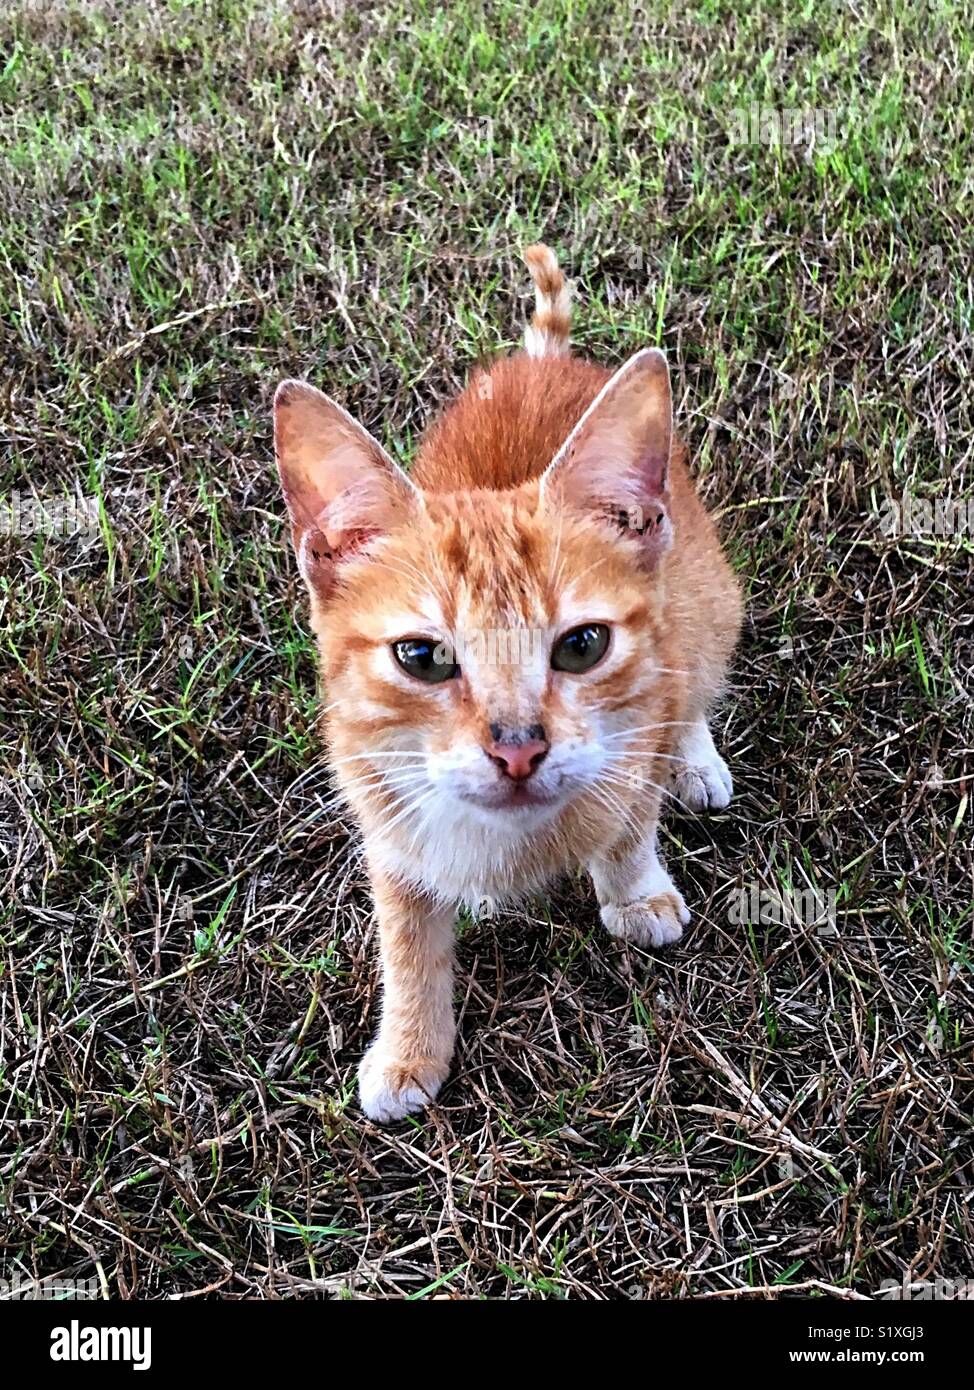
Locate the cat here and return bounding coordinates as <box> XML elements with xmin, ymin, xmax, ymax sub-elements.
<box><xmin>274</xmin><ymin>245</ymin><xmax>742</xmax><ymax>1123</ymax></box>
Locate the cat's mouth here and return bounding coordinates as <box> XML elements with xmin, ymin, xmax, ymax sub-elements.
<box><xmin>460</xmin><ymin>783</ymin><xmax>566</xmax><ymax>815</ymax></box>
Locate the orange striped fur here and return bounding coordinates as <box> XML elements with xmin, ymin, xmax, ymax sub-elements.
<box><xmin>274</xmin><ymin>246</ymin><xmax>742</xmax><ymax>1122</ymax></box>
<box><xmin>523</xmin><ymin>243</ymin><xmax>572</xmax><ymax>356</ymax></box>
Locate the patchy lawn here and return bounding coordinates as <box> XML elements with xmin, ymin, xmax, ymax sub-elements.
<box><xmin>0</xmin><ymin>0</ymin><xmax>971</xmax><ymax>1298</ymax></box>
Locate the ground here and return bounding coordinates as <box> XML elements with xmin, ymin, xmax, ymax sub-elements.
<box><xmin>1</xmin><ymin>0</ymin><xmax>971</xmax><ymax>1299</ymax></box>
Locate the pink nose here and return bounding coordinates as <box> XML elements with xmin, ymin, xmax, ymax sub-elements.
<box><xmin>488</xmin><ymin>738</ymin><xmax>549</xmax><ymax>782</ymax></box>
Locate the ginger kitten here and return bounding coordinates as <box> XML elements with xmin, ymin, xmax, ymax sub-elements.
<box><xmin>274</xmin><ymin>246</ymin><xmax>742</xmax><ymax>1123</ymax></box>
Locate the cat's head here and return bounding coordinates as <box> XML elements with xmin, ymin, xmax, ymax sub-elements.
<box><xmin>274</xmin><ymin>351</ymin><xmax>680</xmax><ymax>829</ymax></box>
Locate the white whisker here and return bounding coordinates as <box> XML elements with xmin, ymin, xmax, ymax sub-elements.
<box><xmin>598</xmin><ymin>766</ymin><xmax>695</xmax><ymax>815</ymax></box>
<box><xmin>328</xmin><ymin>751</ymin><xmax>428</xmax><ymax>767</ymax></box>
<box><xmin>602</xmin><ymin>721</ymin><xmax>695</xmax><ymax>741</ymax></box>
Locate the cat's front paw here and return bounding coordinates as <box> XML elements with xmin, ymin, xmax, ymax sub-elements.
<box><xmin>671</xmin><ymin>749</ymin><xmax>733</xmax><ymax>811</ymax></box>
<box><xmin>357</xmin><ymin>1041</ymin><xmax>449</xmax><ymax>1124</ymax></box>
<box><xmin>601</xmin><ymin>890</ymin><xmax>690</xmax><ymax>947</ymax></box>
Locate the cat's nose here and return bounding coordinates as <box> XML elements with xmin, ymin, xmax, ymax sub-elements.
<box><xmin>487</xmin><ymin>724</ymin><xmax>549</xmax><ymax>781</ymax></box>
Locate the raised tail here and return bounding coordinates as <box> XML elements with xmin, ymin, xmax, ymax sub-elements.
<box><xmin>523</xmin><ymin>243</ymin><xmax>571</xmax><ymax>357</ymax></box>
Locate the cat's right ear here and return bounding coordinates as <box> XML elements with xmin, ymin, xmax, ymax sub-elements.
<box><xmin>274</xmin><ymin>380</ymin><xmax>419</xmax><ymax>601</ymax></box>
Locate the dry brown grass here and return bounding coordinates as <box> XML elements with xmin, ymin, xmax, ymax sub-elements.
<box><xmin>0</xmin><ymin>0</ymin><xmax>971</xmax><ymax>1300</ymax></box>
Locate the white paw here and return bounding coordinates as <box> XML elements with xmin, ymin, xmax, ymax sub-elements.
<box><xmin>601</xmin><ymin>889</ymin><xmax>690</xmax><ymax>948</ymax></box>
<box><xmin>671</xmin><ymin>721</ymin><xmax>733</xmax><ymax>811</ymax></box>
<box><xmin>672</xmin><ymin>754</ymin><xmax>732</xmax><ymax>811</ymax></box>
<box><xmin>357</xmin><ymin>1041</ymin><xmax>448</xmax><ymax>1124</ymax></box>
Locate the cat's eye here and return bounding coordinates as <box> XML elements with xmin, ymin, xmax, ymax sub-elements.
<box><xmin>392</xmin><ymin>638</ymin><xmax>459</xmax><ymax>684</ymax></box>
<box><xmin>551</xmin><ymin>623</ymin><xmax>610</xmax><ymax>673</ymax></box>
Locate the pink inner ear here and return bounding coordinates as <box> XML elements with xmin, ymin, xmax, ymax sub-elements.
<box><xmin>298</xmin><ymin>521</ymin><xmax>382</xmax><ymax>600</ymax></box>
<box><xmin>274</xmin><ymin>379</ymin><xmax>419</xmax><ymax>601</ymax></box>
<box><xmin>307</xmin><ymin>524</ymin><xmax>380</xmax><ymax>565</ymax></box>
<box><xmin>541</xmin><ymin>348</ymin><xmax>673</xmax><ymax>516</ymax></box>
<box><xmin>294</xmin><ymin>477</ymin><xmax>402</xmax><ymax>599</ymax></box>
<box><xmin>321</xmin><ymin>474</ymin><xmax>400</xmax><ymax>543</ymax></box>
<box><xmin>539</xmin><ymin>349</ymin><xmax>675</xmax><ymax>565</ymax></box>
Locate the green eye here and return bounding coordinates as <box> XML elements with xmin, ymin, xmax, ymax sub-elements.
<box><xmin>392</xmin><ymin>638</ymin><xmax>459</xmax><ymax>684</ymax></box>
<box><xmin>551</xmin><ymin>623</ymin><xmax>610</xmax><ymax>673</ymax></box>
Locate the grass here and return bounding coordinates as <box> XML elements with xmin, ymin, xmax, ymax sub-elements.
<box><xmin>0</xmin><ymin>0</ymin><xmax>971</xmax><ymax>1300</ymax></box>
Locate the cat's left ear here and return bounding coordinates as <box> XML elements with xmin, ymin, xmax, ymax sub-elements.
<box><xmin>539</xmin><ymin>348</ymin><xmax>674</xmax><ymax>564</ymax></box>
<box><xmin>274</xmin><ymin>380</ymin><xmax>419</xmax><ymax>602</ymax></box>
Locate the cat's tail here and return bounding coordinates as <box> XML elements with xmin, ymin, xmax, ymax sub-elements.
<box><xmin>523</xmin><ymin>244</ymin><xmax>571</xmax><ymax>357</ymax></box>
